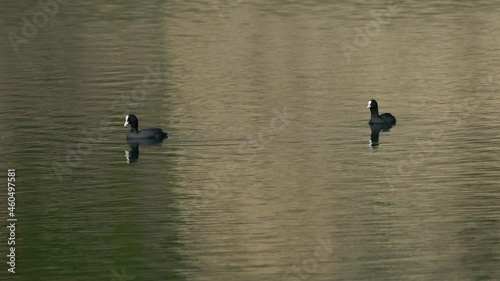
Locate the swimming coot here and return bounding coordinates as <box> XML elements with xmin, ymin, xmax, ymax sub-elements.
<box><xmin>367</xmin><ymin>100</ymin><xmax>396</xmax><ymax>125</ymax></box>
<box><xmin>124</xmin><ymin>114</ymin><xmax>168</xmax><ymax>140</ymax></box>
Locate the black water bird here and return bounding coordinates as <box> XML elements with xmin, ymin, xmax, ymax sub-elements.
<box><xmin>124</xmin><ymin>114</ymin><xmax>168</xmax><ymax>140</ymax></box>
<box><xmin>367</xmin><ymin>100</ymin><xmax>396</xmax><ymax>125</ymax></box>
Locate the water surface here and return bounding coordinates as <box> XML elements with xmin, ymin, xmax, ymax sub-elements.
<box><xmin>1</xmin><ymin>1</ymin><xmax>499</xmax><ymax>280</ymax></box>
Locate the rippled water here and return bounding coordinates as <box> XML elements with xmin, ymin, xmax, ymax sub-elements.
<box><xmin>1</xmin><ymin>1</ymin><xmax>499</xmax><ymax>280</ymax></box>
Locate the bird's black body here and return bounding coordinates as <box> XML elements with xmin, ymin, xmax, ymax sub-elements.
<box><xmin>124</xmin><ymin>114</ymin><xmax>168</xmax><ymax>140</ymax></box>
<box><xmin>367</xmin><ymin>100</ymin><xmax>396</xmax><ymax>125</ymax></box>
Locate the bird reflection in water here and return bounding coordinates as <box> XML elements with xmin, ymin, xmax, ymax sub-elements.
<box><xmin>369</xmin><ymin>123</ymin><xmax>395</xmax><ymax>149</ymax></box>
<box><xmin>125</xmin><ymin>139</ymin><xmax>164</xmax><ymax>163</ymax></box>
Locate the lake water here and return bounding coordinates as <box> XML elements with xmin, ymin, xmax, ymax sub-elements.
<box><xmin>1</xmin><ymin>1</ymin><xmax>499</xmax><ymax>280</ymax></box>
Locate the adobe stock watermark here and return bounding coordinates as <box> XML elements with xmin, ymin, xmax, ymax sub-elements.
<box><xmin>52</xmin><ymin>64</ymin><xmax>166</xmax><ymax>182</ymax></box>
<box><xmin>211</xmin><ymin>0</ymin><xmax>244</xmax><ymax>19</ymax></box>
<box><xmin>281</xmin><ymin>235</ymin><xmax>334</xmax><ymax>281</ymax></box>
<box><xmin>7</xmin><ymin>0</ymin><xmax>67</xmax><ymax>54</ymax></box>
<box><xmin>340</xmin><ymin>0</ymin><xmax>413</xmax><ymax>63</ymax></box>
<box><xmin>196</xmin><ymin>106</ymin><xmax>290</xmax><ymax>210</ymax></box>
<box><xmin>181</xmin><ymin>106</ymin><xmax>291</xmax><ymax>229</ymax></box>
<box><xmin>384</xmin><ymin>73</ymin><xmax>499</xmax><ymax>189</ymax></box>
<box><xmin>176</xmin><ymin>106</ymin><xmax>291</xmax><ymax>270</ymax></box>
<box><xmin>110</xmin><ymin>267</ymin><xmax>135</xmax><ymax>281</ymax></box>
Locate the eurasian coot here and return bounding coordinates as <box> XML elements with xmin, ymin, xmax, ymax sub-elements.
<box><xmin>124</xmin><ymin>114</ymin><xmax>168</xmax><ymax>140</ymax></box>
<box><xmin>367</xmin><ymin>100</ymin><xmax>396</xmax><ymax>125</ymax></box>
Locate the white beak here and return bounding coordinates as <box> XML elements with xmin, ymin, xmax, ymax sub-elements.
<box><xmin>367</xmin><ymin>101</ymin><xmax>371</xmax><ymax>108</ymax></box>
<box><xmin>124</xmin><ymin>115</ymin><xmax>129</xmax><ymax>127</ymax></box>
